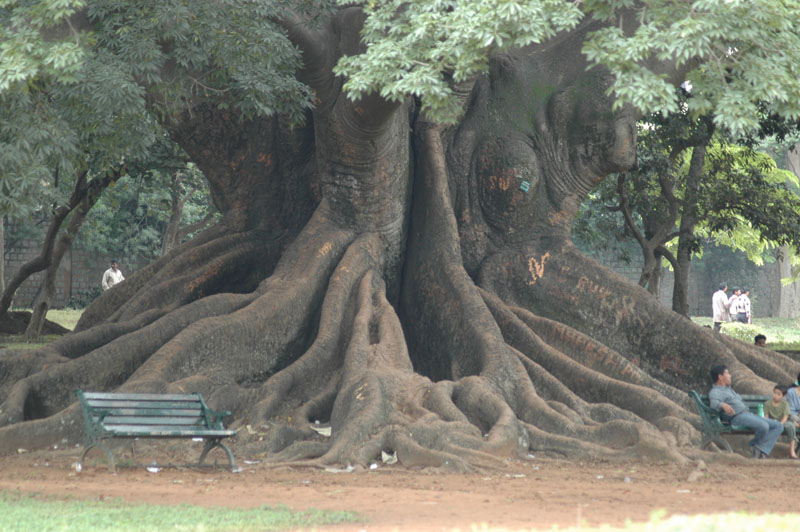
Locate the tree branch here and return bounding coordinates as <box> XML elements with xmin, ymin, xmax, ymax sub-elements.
<box><xmin>655</xmin><ymin>244</ymin><xmax>678</xmax><ymax>270</ymax></box>
<box><xmin>616</xmin><ymin>173</ymin><xmax>648</xmax><ymax>250</ymax></box>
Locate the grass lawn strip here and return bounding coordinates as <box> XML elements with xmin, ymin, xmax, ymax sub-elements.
<box><xmin>0</xmin><ymin>490</ymin><xmax>361</xmax><ymax>532</ymax></box>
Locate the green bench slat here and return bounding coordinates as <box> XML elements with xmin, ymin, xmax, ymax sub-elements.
<box><xmin>90</xmin><ymin>408</ymin><xmax>203</xmax><ymax>417</ymax></box>
<box><xmin>101</xmin><ymin>426</ymin><xmax>236</xmax><ymax>437</ymax></box>
<box><xmin>97</xmin><ymin>416</ymin><xmax>206</xmax><ymax>426</ymax></box>
<box><xmin>86</xmin><ymin>400</ymin><xmax>204</xmax><ymax>410</ymax></box>
<box><xmin>83</xmin><ymin>392</ymin><xmax>203</xmax><ymax>401</ymax></box>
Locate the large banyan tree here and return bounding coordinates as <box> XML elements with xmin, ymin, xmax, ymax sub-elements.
<box><xmin>2</xmin><ymin>0</ymin><xmax>800</xmax><ymax>468</ymax></box>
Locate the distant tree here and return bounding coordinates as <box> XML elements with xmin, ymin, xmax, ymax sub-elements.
<box><xmin>576</xmin><ymin>107</ymin><xmax>800</xmax><ymax>315</ymax></box>
<box><xmin>158</xmin><ymin>166</ymin><xmax>215</xmax><ymax>256</ymax></box>
<box><xmin>24</xmin><ymin>168</ymin><xmax>123</xmax><ymax>339</ymax></box>
<box><xmin>77</xmin><ymin>139</ymin><xmax>217</xmax><ymax>261</ymax></box>
<box><xmin>0</xmin><ymin>43</ymin><xmax>157</xmax><ymax>331</ymax></box>
<box><xmin>0</xmin><ymin>169</ymin><xmax>120</xmax><ymax>319</ymax></box>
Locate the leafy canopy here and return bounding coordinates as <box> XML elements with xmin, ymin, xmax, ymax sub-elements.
<box><xmin>1</xmin><ymin>0</ymin><xmax>316</xmax><ymax>219</ymax></box>
<box><xmin>335</xmin><ymin>0</ymin><xmax>800</xmax><ymax>134</ymax></box>
<box><xmin>334</xmin><ymin>0</ymin><xmax>582</xmax><ymax>120</ymax></box>
<box><xmin>582</xmin><ymin>0</ymin><xmax>800</xmax><ymax>136</ymax></box>
<box><xmin>1</xmin><ymin>0</ymin><xmax>314</xmax><ymax>119</ymax></box>
<box><xmin>0</xmin><ymin>0</ymin><xmax>86</xmax><ymax>92</ymax></box>
<box><xmin>6</xmin><ymin>1</ymin><xmax>800</xmax><ymax>134</ymax></box>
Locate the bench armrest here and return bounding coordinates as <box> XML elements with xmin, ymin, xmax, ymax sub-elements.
<box><xmin>689</xmin><ymin>390</ymin><xmax>729</xmax><ymax>430</ymax></box>
<box><xmin>204</xmin><ymin>408</ymin><xmax>231</xmax><ymax>423</ymax></box>
<box><xmin>195</xmin><ymin>393</ymin><xmax>230</xmax><ymax>428</ymax></box>
<box><xmin>75</xmin><ymin>389</ymin><xmax>112</xmax><ymax>425</ymax></box>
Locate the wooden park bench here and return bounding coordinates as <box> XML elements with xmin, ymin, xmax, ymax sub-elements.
<box><xmin>75</xmin><ymin>389</ymin><xmax>237</xmax><ymax>472</ymax></box>
<box><xmin>689</xmin><ymin>390</ymin><xmax>772</xmax><ymax>452</ymax></box>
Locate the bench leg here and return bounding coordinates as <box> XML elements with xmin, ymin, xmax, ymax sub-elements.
<box><xmin>198</xmin><ymin>439</ymin><xmax>237</xmax><ymax>471</ymax></box>
<box><xmin>80</xmin><ymin>440</ymin><xmax>117</xmax><ymax>474</ymax></box>
<box><xmin>701</xmin><ymin>433</ymin><xmax>734</xmax><ymax>453</ymax></box>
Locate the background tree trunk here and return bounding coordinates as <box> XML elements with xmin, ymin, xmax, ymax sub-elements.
<box><xmin>0</xmin><ymin>171</ymin><xmax>91</xmax><ymax>319</ymax></box>
<box><xmin>672</xmin><ymin>144</ymin><xmax>707</xmax><ymax>316</ymax></box>
<box><xmin>25</xmin><ymin>176</ymin><xmax>110</xmax><ymax>339</ymax></box>
<box><xmin>0</xmin><ymin>216</ymin><xmax>5</xmax><ymax>295</ymax></box>
<box><xmin>648</xmin><ymin>250</ymin><xmax>663</xmax><ymax>297</ymax></box>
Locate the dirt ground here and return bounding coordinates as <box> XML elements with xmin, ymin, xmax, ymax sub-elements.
<box><xmin>2</xmin><ymin>441</ymin><xmax>800</xmax><ymax>531</ymax></box>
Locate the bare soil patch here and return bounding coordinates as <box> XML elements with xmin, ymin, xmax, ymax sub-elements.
<box><xmin>2</xmin><ymin>442</ymin><xmax>799</xmax><ymax>531</ymax></box>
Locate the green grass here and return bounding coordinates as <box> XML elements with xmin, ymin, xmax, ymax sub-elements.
<box><xmin>46</xmin><ymin>308</ymin><xmax>83</xmax><ymax>330</ymax></box>
<box><xmin>691</xmin><ymin>317</ymin><xmax>800</xmax><ymax>350</ymax></box>
<box><xmin>8</xmin><ymin>490</ymin><xmax>794</xmax><ymax>532</ymax></box>
<box><xmin>4</xmin><ymin>490</ymin><xmax>800</xmax><ymax>532</ymax></box>
<box><xmin>0</xmin><ymin>490</ymin><xmax>361</xmax><ymax>532</ymax></box>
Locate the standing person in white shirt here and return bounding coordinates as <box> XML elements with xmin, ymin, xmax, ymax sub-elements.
<box><xmin>101</xmin><ymin>260</ymin><xmax>125</xmax><ymax>290</ymax></box>
<box><xmin>735</xmin><ymin>288</ymin><xmax>752</xmax><ymax>324</ymax></box>
<box><xmin>729</xmin><ymin>287</ymin><xmax>746</xmax><ymax>323</ymax></box>
<box><xmin>730</xmin><ymin>287</ymin><xmax>741</xmax><ymax>321</ymax></box>
<box><xmin>711</xmin><ymin>282</ymin><xmax>733</xmax><ymax>332</ymax></box>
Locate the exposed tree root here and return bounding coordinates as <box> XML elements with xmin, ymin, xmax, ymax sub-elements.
<box><xmin>0</xmin><ymin>210</ymin><xmax>351</xmax><ymax>450</ymax></box>
<box><xmin>478</xmin><ymin>242</ymin><xmax>796</xmax><ymax>395</ymax></box>
<box><xmin>493</xmin><ymin>306</ymin><xmax>687</xmax><ymax>422</ymax></box>
<box><xmin>0</xmin><ymin>293</ymin><xmax>257</xmax><ymax>431</ymax></box>
<box><xmin>0</xmin><ymin>227</ymin><xmax>280</xmax><ymax>405</ymax></box>
<box><xmin>0</xmin><ymin>308</ymin><xmax>165</xmax><ymax>400</ymax></box>
<box><xmin>75</xmin><ymin>224</ymin><xmax>229</xmax><ymax>330</ymax></box>
<box><xmin>0</xmin><ymin>311</ymin><xmax>69</xmax><ymax>335</ymax></box>
<box><xmin>717</xmin><ymin>334</ymin><xmax>799</xmax><ymax>386</ymax></box>
<box><xmin>107</xmin><ymin>229</ymin><xmax>275</xmax><ymax>325</ymax></box>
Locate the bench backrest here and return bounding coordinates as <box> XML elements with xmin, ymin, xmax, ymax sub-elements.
<box><xmin>689</xmin><ymin>390</ymin><xmax>728</xmax><ymax>430</ymax></box>
<box><xmin>75</xmin><ymin>390</ymin><xmax>224</xmax><ymax>432</ymax></box>
<box><xmin>689</xmin><ymin>390</ymin><xmax>769</xmax><ymax>427</ymax></box>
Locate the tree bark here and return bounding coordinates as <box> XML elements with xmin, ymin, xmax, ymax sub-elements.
<box><xmin>648</xmin><ymin>250</ymin><xmax>663</xmax><ymax>297</ymax></box>
<box><xmin>0</xmin><ymin>216</ymin><xmax>4</xmax><ymax>295</ymax></box>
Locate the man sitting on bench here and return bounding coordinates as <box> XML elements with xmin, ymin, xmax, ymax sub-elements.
<box><xmin>708</xmin><ymin>364</ymin><xmax>783</xmax><ymax>458</ymax></box>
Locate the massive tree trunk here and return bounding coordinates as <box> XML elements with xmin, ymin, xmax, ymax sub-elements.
<box><xmin>0</xmin><ymin>10</ymin><xmax>795</xmax><ymax>468</ymax></box>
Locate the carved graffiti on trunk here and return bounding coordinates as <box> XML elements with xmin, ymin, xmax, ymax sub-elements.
<box><xmin>660</xmin><ymin>354</ymin><xmax>689</xmax><ymax>375</ymax></box>
<box><xmin>576</xmin><ymin>276</ymin><xmax>611</xmax><ymax>302</ymax></box>
<box><xmin>489</xmin><ymin>173</ymin><xmax>512</xmax><ymax>192</ymax></box>
<box><xmin>257</xmin><ymin>153</ymin><xmax>272</xmax><ymax>168</ymax></box>
<box><xmin>527</xmin><ymin>252</ymin><xmax>550</xmax><ymax>285</ymax></box>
